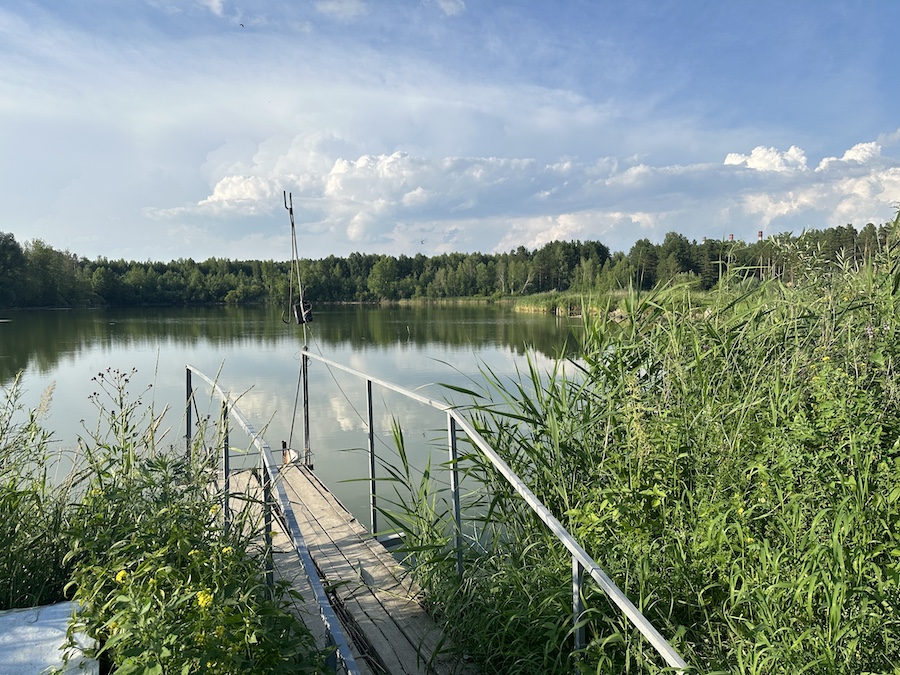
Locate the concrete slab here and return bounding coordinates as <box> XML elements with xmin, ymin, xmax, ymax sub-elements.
<box><xmin>0</xmin><ymin>602</ymin><xmax>98</xmax><ymax>674</ymax></box>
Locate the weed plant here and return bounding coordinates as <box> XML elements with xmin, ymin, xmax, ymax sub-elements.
<box><xmin>386</xmin><ymin>215</ymin><xmax>900</xmax><ymax>674</ymax></box>
<box><xmin>0</xmin><ymin>374</ymin><xmax>71</xmax><ymax>609</ymax></box>
<box><xmin>0</xmin><ymin>368</ymin><xmax>327</xmax><ymax>674</ymax></box>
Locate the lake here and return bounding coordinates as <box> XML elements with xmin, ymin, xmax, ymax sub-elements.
<box><xmin>0</xmin><ymin>304</ymin><xmax>581</xmax><ymax>524</ymax></box>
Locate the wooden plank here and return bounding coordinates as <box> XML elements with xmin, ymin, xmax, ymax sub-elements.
<box><xmin>223</xmin><ymin>466</ymin><xmax>473</xmax><ymax>675</ymax></box>
<box><xmin>224</xmin><ymin>471</ymin><xmax>375</xmax><ymax>674</ymax></box>
<box><xmin>277</xmin><ymin>464</ymin><xmax>471</xmax><ymax>675</ymax></box>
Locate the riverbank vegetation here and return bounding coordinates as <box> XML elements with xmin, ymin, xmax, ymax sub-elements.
<box><xmin>0</xmin><ymin>369</ymin><xmax>325</xmax><ymax>673</ymax></box>
<box><xmin>0</xmin><ymin>223</ymin><xmax>891</xmax><ymax>309</ymax></box>
<box><xmin>388</xmin><ymin>213</ymin><xmax>900</xmax><ymax>673</ymax></box>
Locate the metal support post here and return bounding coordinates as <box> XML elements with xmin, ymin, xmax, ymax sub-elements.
<box><xmin>367</xmin><ymin>379</ymin><xmax>377</xmax><ymax>534</ymax></box>
<box><xmin>573</xmin><ymin>557</ymin><xmax>586</xmax><ymax>652</ymax></box>
<box><xmin>222</xmin><ymin>401</ymin><xmax>230</xmax><ymax>535</ymax></box>
<box><xmin>185</xmin><ymin>368</ymin><xmax>192</xmax><ymax>458</ymax></box>
<box><xmin>448</xmin><ymin>414</ymin><xmax>463</xmax><ymax>577</ymax></box>
<box><xmin>302</xmin><ymin>348</ymin><xmax>311</xmax><ymax>467</ymax></box>
<box><xmin>263</xmin><ymin>464</ymin><xmax>274</xmax><ymax>595</ymax></box>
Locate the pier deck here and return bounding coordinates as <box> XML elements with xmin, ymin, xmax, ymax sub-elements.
<box><xmin>229</xmin><ymin>465</ymin><xmax>469</xmax><ymax>675</ymax></box>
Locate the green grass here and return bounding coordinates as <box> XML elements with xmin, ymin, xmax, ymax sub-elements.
<box><xmin>380</xmin><ymin>213</ymin><xmax>900</xmax><ymax>674</ymax></box>
<box><xmin>0</xmin><ymin>368</ymin><xmax>328</xmax><ymax>674</ymax></box>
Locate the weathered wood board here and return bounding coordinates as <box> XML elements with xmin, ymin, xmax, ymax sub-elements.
<box><xmin>226</xmin><ymin>466</ymin><xmax>472</xmax><ymax>675</ymax></box>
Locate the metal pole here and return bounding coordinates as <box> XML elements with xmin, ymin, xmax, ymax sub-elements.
<box><xmin>302</xmin><ymin>348</ymin><xmax>311</xmax><ymax>467</ymax></box>
<box><xmin>448</xmin><ymin>414</ymin><xmax>463</xmax><ymax>577</ymax></box>
<box><xmin>367</xmin><ymin>379</ymin><xmax>376</xmax><ymax>535</ymax></box>
<box><xmin>263</xmin><ymin>464</ymin><xmax>274</xmax><ymax>595</ymax></box>
<box><xmin>573</xmin><ymin>557</ymin><xmax>586</xmax><ymax>652</ymax></box>
<box><xmin>185</xmin><ymin>368</ymin><xmax>192</xmax><ymax>458</ymax></box>
<box><xmin>223</xmin><ymin>401</ymin><xmax>230</xmax><ymax>535</ymax></box>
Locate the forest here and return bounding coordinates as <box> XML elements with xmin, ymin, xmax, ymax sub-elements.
<box><xmin>0</xmin><ymin>222</ymin><xmax>890</xmax><ymax>309</ymax></box>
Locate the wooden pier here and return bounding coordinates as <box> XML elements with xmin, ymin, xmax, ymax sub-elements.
<box><xmin>228</xmin><ymin>465</ymin><xmax>471</xmax><ymax>675</ymax></box>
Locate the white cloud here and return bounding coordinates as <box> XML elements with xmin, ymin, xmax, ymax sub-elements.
<box><xmin>733</xmin><ymin>145</ymin><xmax>900</xmax><ymax>230</ymax></box>
<box><xmin>146</xmin><ymin>135</ymin><xmax>899</xmax><ymax>259</ymax></box>
<box><xmin>401</xmin><ymin>186</ymin><xmax>434</xmax><ymax>207</ymax></box>
<box><xmin>315</xmin><ymin>0</ymin><xmax>368</xmax><ymax>21</ymax></box>
<box><xmin>199</xmin><ymin>0</ymin><xmax>224</xmax><ymax>16</ymax></box>
<box><xmin>435</xmin><ymin>0</ymin><xmax>466</xmax><ymax>17</ymax></box>
<box><xmin>197</xmin><ymin>175</ymin><xmax>277</xmax><ymax>212</ymax></box>
<box><xmin>816</xmin><ymin>142</ymin><xmax>881</xmax><ymax>172</ymax></box>
<box><xmin>878</xmin><ymin>128</ymin><xmax>900</xmax><ymax>147</ymax></box>
<box><xmin>724</xmin><ymin>145</ymin><xmax>808</xmax><ymax>173</ymax></box>
<box><xmin>493</xmin><ymin>210</ymin><xmax>659</xmax><ymax>254</ymax></box>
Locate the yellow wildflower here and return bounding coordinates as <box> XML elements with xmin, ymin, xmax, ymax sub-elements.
<box><xmin>115</xmin><ymin>570</ymin><xmax>128</xmax><ymax>583</ymax></box>
<box><xmin>197</xmin><ymin>589</ymin><xmax>214</xmax><ymax>609</ymax></box>
<box><xmin>189</xmin><ymin>549</ymin><xmax>201</xmax><ymax>558</ymax></box>
<box><xmin>221</xmin><ymin>546</ymin><xmax>233</xmax><ymax>555</ymax></box>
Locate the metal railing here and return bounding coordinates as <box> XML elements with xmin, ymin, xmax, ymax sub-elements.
<box><xmin>185</xmin><ymin>365</ymin><xmax>360</xmax><ymax>675</ymax></box>
<box><xmin>296</xmin><ymin>348</ymin><xmax>687</xmax><ymax>670</ymax></box>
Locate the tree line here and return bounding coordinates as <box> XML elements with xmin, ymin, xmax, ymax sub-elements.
<box><xmin>0</xmin><ymin>222</ymin><xmax>892</xmax><ymax>309</ymax></box>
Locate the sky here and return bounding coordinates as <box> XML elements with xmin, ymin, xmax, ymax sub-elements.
<box><xmin>2</xmin><ymin>0</ymin><xmax>899</xmax><ymax>263</ymax></box>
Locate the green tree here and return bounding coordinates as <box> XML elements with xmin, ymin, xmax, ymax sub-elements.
<box><xmin>368</xmin><ymin>256</ymin><xmax>399</xmax><ymax>300</ymax></box>
<box><xmin>628</xmin><ymin>239</ymin><xmax>658</xmax><ymax>289</ymax></box>
<box><xmin>0</xmin><ymin>232</ymin><xmax>26</xmax><ymax>307</ymax></box>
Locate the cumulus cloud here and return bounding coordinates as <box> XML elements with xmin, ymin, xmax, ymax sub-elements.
<box><xmin>199</xmin><ymin>175</ymin><xmax>278</xmax><ymax>210</ymax></box>
<box><xmin>493</xmin><ymin>211</ymin><xmax>657</xmax><ymax>253</ymax></box>
<box><xmin>146</xmin><ymin>135</ymin><xmax>900</xmax><ymax>259</ymax></box>
<box><xmin>724</xmin><ymin>145</ymin><xmax>809</xmax><ymax>173</ymax></box>
<box><xmin>727</xmin><ymin>143</ymin><xmax>900</xmax><ymax>231</ymax></box>
<box><xmin>816</xmin><ymin>142</ymin><xmax>881</xmax><ymax>172</ymax></box>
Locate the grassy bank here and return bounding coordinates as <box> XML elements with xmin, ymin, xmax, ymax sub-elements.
<box><xmin>387</xmin><ymin>215</ymin><xmax>900</xmax><ymax>673</ymax></box>
<box><xmin>0</xmin><ymin>369</ymin><xmax>326</xmax><ymax>674</ymax></box>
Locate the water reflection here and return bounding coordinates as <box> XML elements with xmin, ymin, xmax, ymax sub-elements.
<box><xmin>0</xmin><ymin>305</ymin><xmax>581</xmax><ymax>384</ymax></box>
<box><xmin>0</xmin><ymin>304</ymin><xmax>583</xmax><ymax>525</ymax></box>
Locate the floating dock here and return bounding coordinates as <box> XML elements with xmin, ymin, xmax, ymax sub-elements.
<box><xmin>229</xmin><ymin>465</ymin><xmax>470</xmax><ymax>675</ymax></box>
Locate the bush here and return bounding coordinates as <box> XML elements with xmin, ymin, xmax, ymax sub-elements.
<box><xmin>0</xmin><ymin>368</ymin><xmax>327</xmax><ymax>674</ymax></box>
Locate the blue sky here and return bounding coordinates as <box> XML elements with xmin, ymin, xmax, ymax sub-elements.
<box><xmin>2</xmin><ymin>1</ymin><xmax>898</xmax><ymax>262</ymax></box>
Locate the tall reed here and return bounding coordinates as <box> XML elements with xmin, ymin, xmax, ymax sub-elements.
<box><xmin>383</xmin><ymin>213</ymin><xmax>900</xmax><ymax>673</ymax></box>
<box><xmin>0</xmin><ymin>373</ymin><xmax>72</xmax><ymax>610</ymax></box>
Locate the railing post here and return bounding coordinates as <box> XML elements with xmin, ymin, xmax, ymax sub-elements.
<box><xmin>367</xmin><ymin>379</ymin><xmax>377</xmax><ymax>535</ymax></box>
<box><xmin>185</xmin><ymin>368</ymin><xmax>192</xmax><ymax>458</ymax></box>
<box><xmin>302</xmin><ymin>348</ymin><xmax>312</xmax><ymax>467</ymax></box>
<box><xmin>325</xmin><ymin>633</ymin><xmax>337</xmax><ymax>672</ymax></box>
<box><xmin>573</xmin><ymin>557</ymin><xmax>585</xmax><ymax>652</ymax></box>
<box><xmin>263</xmin><ymin>463</ymin><xmax>274</xmax><ymax>595</ymax></box>
<box><xmin>222</xmin><ymin>401</ymin><xmax>231</xmax><ymax>535</ymax></box>
<box><xmin>448</xmin><ymin>414</ymin><xmax>463</xmax><ymax>577</ymax></box>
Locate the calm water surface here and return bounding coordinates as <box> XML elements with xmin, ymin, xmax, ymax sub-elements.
<box><xmin>0</xmin><ymin>305</ymin><xmax>581</xmax><ymax>522</ymax></box>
